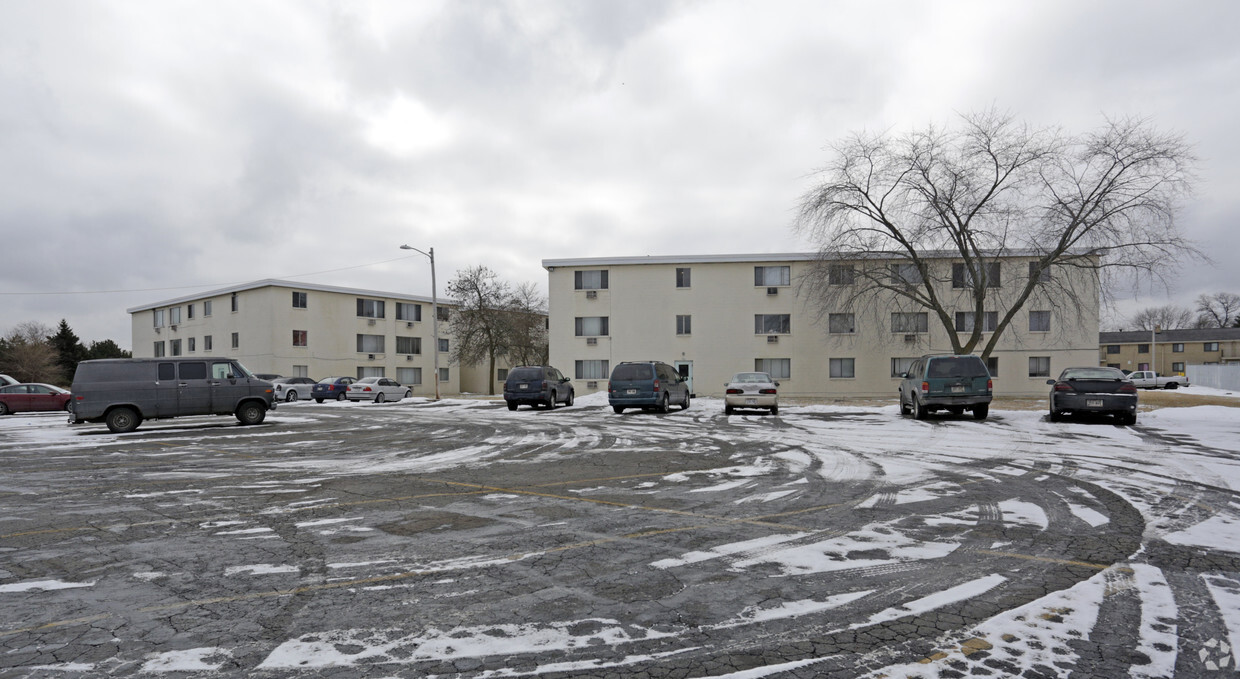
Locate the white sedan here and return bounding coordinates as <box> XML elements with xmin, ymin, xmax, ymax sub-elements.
<box><xmin>346</xmin><ymin>377</ymin><xmax>413</xmax><ymax>403</ymax></box>
<box><xmin>723</xmin><ymin>372</ymin><xmax>779</xmax><ymax>415</ymax></box>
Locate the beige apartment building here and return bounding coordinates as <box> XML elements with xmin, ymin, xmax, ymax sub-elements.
<box><xmin>128</xmin><ymin>280</ymin><xmax>503</xmax><ymax>396</ymax></box>
<box><xmin>1099</xmin><ymin>327</ymin><xmax>1240</xmax><ymax>375</ymax></box>
<box><xmin>543</xmin><ymin>253</ymin><xmax>1100</xmax><ymax>398</ymax></box>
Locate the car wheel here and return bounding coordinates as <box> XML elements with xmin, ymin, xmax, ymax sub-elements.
<box><xmin>973</xmin><ymin>404</ymin><xmax>989</xmax><ymax>420</ymax></box>
<box><xmin>1049</xmin><ymin>407</ymin><xmax>1062</xmax><ymax>422</ymax></box>
<box><xmin>64</xmin><ymin>401</ymin><xmax>72</xmax><ymax>411</ymax></box>
<box><xmin>659</xmin><ymin>394</ymin><xmax>670</xmax><ymax>414</ymax></box>
<box><xmin>770</xmin><ymin>405</ymin><xmax>778</xmax><ymax>416</ymax></box>
<box><xmin>236</xmin><ymin>402</ymin><xmax>266</xmax><ymax>426</ymax></box>
<box><xmin>1165</xmin><ymin>382</ymin><xmax>1179</xmax><ymax>390</ymax></box>
<box><xmin>613</xmin><ymin>405</ymin><xmax>625</xmax><ymax>414</ymax></box>
<box><xmin>337</xmin><ymin>392</ymin><xmax>348</xmax><ymax>401</ymax></box>
<box><xmin>375</xmin><ymin>392</ymin><xmax>386</xmax><ymax>403</ymax></box>
<box><xmin>105</xmin><ymin>407</ymin><xmax>141</xmax><ymax>433</ymax></box>
<box><xmin>507</xmin><ymin>401</ymin><xmax>518</xmax><ymax>411</ymax></box>
<box><xmin>912</xmin><ymin>398</ymin><xmax>926</xmax><ymax>421</ymax></box>
<box><xmin>680</xmin><ymin>393</ymin><xmax>690</xmax><ymax>411</ymax></box>
<box><xmin>724</xmin><ymin>404</ymin><xmax>734</xmax><ymax>415</ymax></box>
<box><xmin>285</xmin><ymin>391</ymin><xmax>297</xmax><ymax>402</ymax></box>
<box><xmin>546</xmin><ymin>393</ymin><xmax>556</xmax><ymax>409</ymax></box>
<box><xmin>565</xmin><ymin>390</ymin><xmax>574</xmax><ymax>407</ymax></box>
<box><xmin>0</xmin><ymin>403</ymin><xmax>9</xmax><ymax>416</ymax></box>
<box><xmin>403</xmin><ymin>390</ymin><xmax>412</xmax><ymax>400</ymax></box>
<box><xmin>314</xmin><ymin>398</ymin><xmax>324</xmax><ymax>404</ymax></box>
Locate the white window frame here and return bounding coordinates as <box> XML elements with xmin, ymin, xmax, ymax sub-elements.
<box><xmin>829</xmin><ymin>358</ymin><xmax>855</xmax><ymax>378</ymax></box>
<box><xmin>755</xmin><ymin>358</ymin><xmax>790</xmax><ymax>379</ymax></box>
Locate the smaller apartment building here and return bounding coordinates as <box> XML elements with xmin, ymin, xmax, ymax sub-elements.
<box><xmin>543</xmin><ymin>253</ymin><xmax>1100</xmax><ymax>398</ymax></box>
<box><xmin>128</xmin><ymin>280</ymin><xmax>499</xmax><ymax>396</ymax></box>
<box><xmin>1099</xmin><ymin>327</ymin><xmax>1240</xmax><ymax>375</ymax></box>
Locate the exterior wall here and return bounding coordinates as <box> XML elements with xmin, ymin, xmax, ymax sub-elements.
<box><xmin>129</xmin><ymin>281</ymin><xmax>462</xmax><ymax>397</ymax></box>
<box><xmin>1099</xmin><ymin>334</ymin><xmax>1240</xmax><ymax>375</ymax></box>
<box><xmin>459</xmin><ymin>357</ymin><xmax>516</xmax><ymax>395</ymax></box>
<box><xmin>546</xmin><ymin>254</ymin><xmax>1099</xmax><ymax>398</ymax></box>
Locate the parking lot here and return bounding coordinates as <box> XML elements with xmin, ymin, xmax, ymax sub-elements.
<box><xmin>1</xmin><ymin>394</ymin><xmax>1239</xmax><ymax>678</ymax></box>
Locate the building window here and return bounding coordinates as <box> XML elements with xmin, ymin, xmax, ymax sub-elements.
<box><xmin>1028</xmin><ymin>356</ymin><xmax>1050</xmax><ymax>377</ymax></box>
<box><xmin>676</xmin><ymin>315</ymin><xmax>692</xmax><ymax>335</ymax></box>
<box><xmin>231</xmin><ymin>293</ymin><xmax>238</xmax><ymax>313</ymax></box>
<box><xmin>676</xmin><ymin>268</ymin><xmax>691</xmax><ymax>288</ymax></box>
<box><xmin>575</xmin><ymin>316</ymin><xmax>610</xmax><ymax>337</ymax></box>
<box><xmin>891</xmin><ymin>357</ymin><xmax>917</xmax><ymax>378</ymax></box>
<box><xmin>438</xmin><ymin>367</ymin><xmax>450</xmax><ymax>383</ymax></box>
<box><xmin>153</xmin><ymin>309</ymin><xmax>165</xmax><ymax>328</ymax></box>
<box><xmin>292</xmin><ymin>291</ymin><xmax>307</xmax><ymax>309</ymax></box>
<box><xmin>293</xmin><ymin>330</ymin><xmax>308</xmax><ymax>347</ymax></box>
<box><xmin>438</xmin><ymin>338</ymin><xmax>449</xmax><ymax>353</ymax></box>
<box><xmin>204</xmin><ymin>300</ymin><xmax>212</xmax><ymax>317</ymax></box>
<box><xmin>890</xmin><ymin>262</ymin><xmax>923</xmax><ymax>287</ymax></box>
<box><xmin>754</xmin><ymin>266</ymin><xmax>790</xmax><ymax>287</ymax></box>
<box><xmin>1204</xmin><ymin>342</ymin><xmax>1220</xmax><ymax>352</ymax></box>
<box><xmin>754</xmin><ymin>314</ymin><xmax>791</xmax><ymax>335</ymax></box>
<box><xmin>575</xmin><ymin>360</ymin><xmax>610</xmax><ymax>380</ymax></box>
<box><xmin>398</xmin><ymin>367</ymin><xmax>422</xmax><ymax>385</ymax></box>
<box><xmin>357</xmin><ymin>298</ymin><xmax>385</xmax><ymax>319</ymax></box>
<box><xmin>153</xmin><ymin>341</ymin><xmax>166</xmax><ymax>357</ymax></box>
<box><xmin>396</xmin><ymin>336</ymin><xmax>422</xmax><ymax>354</ymax></box>
<box><xmin>231</xmin><ymin>332</ymin><xmax>239</xmax><ymax>349</ymax></box>
<box><xmin>1172</xmin><ymin>362</ymin><xmax>1185</xmax><ymax>372</ymax></box>
<box><xmin>1137</xmin><ymin>344</ymin><xmax>1149</xmax><ymax>353</ymax></box>
<box><xmin>497</xmin><ymin>368</ymin><xmax>508</xmax><ymax>381</ymax></box>
<box><xmin>829</xmin><ymin>358</ymin><xmax>855</xmax><ymax>378</ymax></box>
<box><xmin>891</xmin><ymin>312</ymin><xmax>929</xmax><ymax>333</ymax></box>
<box><xmin>1172</xmin><ymin>343</ymin><xmax>1184</xmax><ymax>353</ymax></box>
<box><xmin>188</xmin><ymin>337</ymin><xmax>196</xmax><ymax>352</ymax></box>
<box><xmin>187</xmin><ymin>304</ymin><xmax>194</xmax><ymax>320</ymax></box>
<box><xmin>293</xmin><ymin>365</ymin><xmax>309</xmax><ymax>377</ymax></box>
<box><xmin>170</xmin><ymin>307</ymin><xmax>182</xmax><ymax>325</ymax></box>
<box><xmin>1106</xmin><ymin>345</ymin><xmax>1121</xmax><ymax>354</ymax></box>
<box><xmin>1029</xmin><ymin>310</ymin><xmax>1051</xmax><ymax>332</ymax></box>
<box><xmin>437</xmin><ymin>306</ymin><xmax>450</xmax><ymax>322</ymax></box>
<box><xmin>1138</xmin><ymin>362</ymin><xmax>1149</xmax><ymax>371</ymax></box>
<box><xmin>357</xmin><ymin>334</ymin><xmax>385</xmax><ymax>353</ymax></box>
<box><xmin>986</xmin><ymin>356</ymin><xmax>999</xmax><ymax>377</ymax></box>
<box><xmin>828</xmin><ymin>313</ymin><xmax>855</xmax><ymax>334</ymax></box>
<box><xmin>952</xmin><ymin>262</ymin><xmax>1001</xmax><ymax>288</ymax></box>
<box><xmin>955</xmin><ymin>311</ymin><xmax>999</xmax><ymax>333</ymax></box>
<box><xmin>828</xmin><ymin>265</ymin><xmax>855</xmax><ymax>285</ymax></box>
<box><xmin>756</xmin><ymin>358</ymin><xmax>791</xmax><ymax>379</ymax></box>
<box><xmin>397</xmin><ymin>303</ymin><xmax>421</xmax><ymax>322</ymax></box>
<box><xmin>575</xmin><ymin>270</ymin><xmax>609</xmax><ymax>290</ymax></box>
<box><xmin>170</xmin><ymin>339</ymin><xmax>182</xmax><ymax>356</ymax></box>
<box><xmin>204</xmin><ymin>335</ymin><xmax>213</xmax><ymax>351</ymax></box>
<box><xmin>358</xmin><ymin>366</ymin><xmax>385</xmax><ymax>379</ymax></box>
<box><xmin>1029</xmin><ymin>261</ymin><xmax>1051</xmax><ymax>283</ymax></box>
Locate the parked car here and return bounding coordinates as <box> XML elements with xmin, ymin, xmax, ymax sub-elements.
<box><xmin>608</xmin><ymin>361</ymin><xmax>691</xmax><ymax>414</ymax></box>
<box><xmin>898</xmin><ymin>354</ymin><xmax>992</xmax><ymax>420</ymax></box>
<box><xmin>271</xmin><ymin>376</ymin><xmax>318</xmax><ymax>402</ymax></box>
<box><xmin>312</xmin><ymin>376</ymin><xmax>355</xmax><ymax>403</ymax></box>
<box><xmin>0</xmin><ymin>383</ymin><xmax>72</xmax><ymax>415</ymax></box>
<box><xmin>69</xmin><ymin>358</ymin><xmax>275</xmax><ymax>433</ymax></box>
<box><xmin>253</xmin><ymin>373</ymin><xmax>282</xmax><ymax>381</ymax></box>
<box><xmin>346</xmin><ymin>377</ymin><xmax>412</xmax><ymax>403</ymax></box>
<box><xmin>1048</xmin><ymin>366</ymin><xmax>1139</xmax><ymax>425</ymax></box>
<box><xmin>723</xmin><ymin>372</ymin><xmax>779</xmax><ymax>415</ymax></box>
<box><xmin>503</xmin><ymin>366</ymin><xmax>574</xmax><ymax>410</ymax></box>
<box><xmin>1126</xmin><ymin>370</ymin><xmax>1189</xmax><ymax>390</ymax></box>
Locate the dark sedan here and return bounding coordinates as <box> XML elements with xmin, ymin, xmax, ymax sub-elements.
<box><xmin>1047</xmin><ymin>367</ymin><xmax>1138</xmax><ymax>425</ymax></box>
<box><xmin>0</xmin><ymin>383</ymin><xmax>73</xmax><ymax>415</ymax></box>
<box><xmin>311</xmin><ymin>376</ymin><xmax>355</xmax><ymax>403</ymax></box>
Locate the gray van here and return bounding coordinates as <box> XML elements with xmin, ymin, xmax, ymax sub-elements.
<box><xmin>608</xmin><ymin>361</ymin><xmax>691</xmax><ymax>414</ymax></box>
<box><xmin>70</xmin><ymin>358</ymin><xmax>276</xmax><ymax>433</ymax></box>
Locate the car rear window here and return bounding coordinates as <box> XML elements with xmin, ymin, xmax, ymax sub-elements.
<box><xmin>509</xmin><ymin>368</ymin><xmax>543</xmax><ymax>381</ymax></box>
<box><xmin>611</xmin><ymin>364</ymin><xmax>654</xmax><ymax>381</ymax></box>
<box><xmin>1062</xmin><ymin>368</ymin><xmax>1124</xmax><ymax>380</ymax></box>
<box><xmin>927</xmin><ymin>357</ymin><xmax>989</xmax><ymax>378</ymax></box>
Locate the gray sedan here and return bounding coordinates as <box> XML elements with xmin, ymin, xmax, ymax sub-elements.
<box><xmin>724</xmin><ymin>372</ymin><xmax>779</xmax><ymax>415</ymax></box>
<box><xmin>270</xmin><ymin>376</ymin><xmax>318</xmax><ymax>402</ymax></box>
<box><xmin>1047</xmin><ymin>366</ymin><xmax>1139</xmax><ymax>425</ymax></box>
<box><xmin>346</xmin><ymin>377</ymin><xmax>413</xmax><ymax>403</ymax></box>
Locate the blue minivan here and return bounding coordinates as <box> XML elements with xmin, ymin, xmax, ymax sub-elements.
<box><xmin>608</xmin><ymin>361</ymin><xmax>691</xmax><ymax>414</ymax></box>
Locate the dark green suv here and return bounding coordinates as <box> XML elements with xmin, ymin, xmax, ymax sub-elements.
<box><xmin>898</xmin><ymin>354</ymin><xmax>992</xmax><ymax>420</ymax></box>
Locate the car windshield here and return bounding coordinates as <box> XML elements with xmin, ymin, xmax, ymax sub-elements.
<box><xmin>611</xmin><ymin>364</ymin><xmax>654</xmax><ymax>381</ymax></box>
<box><xmin>927</xmin><ymin>357</ymin><xmax>988</xmax><ymax>378</ymax></box>
<box><xmin>730</xmin><ymin>373</ymin><xmax>772</xmax><ymax>384</ymax></box>
<box><xmin>1061</xmin><ymin>368</ymin><xmax>1124</xmax><ymax>380</ymax></box>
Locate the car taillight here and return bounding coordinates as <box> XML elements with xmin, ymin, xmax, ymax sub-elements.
<box><xmin>653</xmin><ymin>379</ymin><xmax>660</xmax><ymax>392</ymax></box>
<box><xmin>986</xmin><ymin>379</ymin><xmax>992</xmax><ymax>391</ymax></box>
<box><xmin>759</xmin><ymin>388</ymin><xmax>777</xmax><ymax>395</ymax></box>
<box><xmin>363</xmin><ymin>387</ymin><xmax>372</xmax><ymax>391</ymax></box>
<box><xmin>920</xmin><ymin>381</ymin><xmax>929</xmax><ymax>394</ymax></box>
<box><xmin>1053</xmin><ymin>382</ymin><xmax>1073</xmax><ymax>391</ymax></box>
<box><xmin>328</xmin><ymin>385</ymin><xmax>336</xmax><ymax>391</ymax></box>
<box><xmin>1119</xmin><ymin>384</ymin><xmax>1137</xmax><ymax>394</ymax></box>
<box><xmin>607</xmin><ymin>381</ymin><xmax>613</xmax><ymax>393</ymax></box>
<box><xmin>726</xmin><ymin>388</ymin><xmax>743</xmax><ymax>395</ymax></box>
<box><xmin>540</xmin><ymin>380</ymin><xmax>548</xmax><ymax>390</ymax></box>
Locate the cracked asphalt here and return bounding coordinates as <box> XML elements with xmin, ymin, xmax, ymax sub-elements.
<box><xmin>0</xmin><ymin>397</ymin><xmax>1237</xmax><ymax>678</ymax></box>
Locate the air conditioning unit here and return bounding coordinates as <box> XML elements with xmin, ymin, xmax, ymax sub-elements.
<box><xmin>767</xmin><ymin>287</ymin><xmax>779</xmax><ymax>295</ymax></box>
<box><xmin>368</xmin><ymin>319</ymin><xmax>376</xmax><ymax>326</ymax></box>
<box><xmin>586</xmin><ymin>337</ymin><xmax>598</xmax><ymax>345</ymax></box>
<box><xmin>368</xmin><ymin>353</ymin><xmax>375</xmax><ymax>360</ymax></box>
<box><xmin>170</xmin><ymin>325</ymin><xmax>178</xmax><ymax>331</ymax></box>
<box><xmin>767</xmin><ymin>335</ymin><xmax>779</xmax><ymax>344</ymax></box>
<box><xmin>154</xmin><ymin>327</ymin><xmax>161</xmax><ymax>334</ymax></box>
<box><xmin>406</xmin><ymin>355</ymin><xmax>413</xmax><ymax>361</ymax></box>
<box><xmin>587</xmin><ymin>381</ymin><xmax>598</xmax><ymax>389</ymax></box>
<box><xmin>586</xmin><ymin>290</ymin><xmax>598</xmax><ymax>299</ymax></box>
<box><xmin>904</xmin><ymin>334</ymin><xmax>917</xmax><ymax>342</ymax></box>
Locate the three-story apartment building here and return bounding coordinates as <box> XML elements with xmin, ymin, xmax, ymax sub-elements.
<box><xmin>543</xmin><ymin>253</ymin><xmax>1100</xmax><ymax>398</ymax></box>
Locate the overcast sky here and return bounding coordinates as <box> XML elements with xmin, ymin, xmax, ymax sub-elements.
<box><xmin>3</xmin><ymin>0</ymin><xmax>1238</xmax><ymax>348</ymax></box>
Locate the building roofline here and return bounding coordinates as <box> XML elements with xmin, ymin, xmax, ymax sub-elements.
<box><xmin>126</xmin><ymin>279</ymin><xmax>437</xmax><ymax>314</ymax></box>
<box><xmin>1100</xmin><ymin>327</ymin><xmax>1240</xmax><ymax>343</ymax></box>
<box><xmin>541</xmin><ymin>249</ymin><xmax>1085</xmax><ymax>269</ymax></box>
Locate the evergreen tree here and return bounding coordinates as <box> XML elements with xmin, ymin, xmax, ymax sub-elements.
<box><xmin>50</xmin><ymin>319</ymin><xmax>88</xmax><ymax>380</ymax></box>
<box><xmin>86</xmin><ymin>339</ymin><xmax>132</xmax><ymax>360</ymax></box>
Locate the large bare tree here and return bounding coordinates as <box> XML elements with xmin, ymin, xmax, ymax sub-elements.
<box><xmin>446</xmin><ymin>267</ymin><xmax>550</xmax><ymax>395</ymax></box>
<box><xmin>795</xmin><ymin>110</ymin><xmax>1198</xmax><ymax>358</ymax></box>
<box><xmin>0</xmin><ymin>322</ymin><xmax>62</xmax><ymax>384</ymax></box>
<box><xmin>1195</xmin><ymin>292</ymin><xmax>1240</xmax><ymax>328</ymax></box>
<box><xmin>1128</xmin><ymin>304</ymin><xmax>1197</xmax><ymax>331</ymax></box>
<box><xmin>504</xmin><ymin>281</ymin><xmax>550</xmax><ymax>367</ymax></box>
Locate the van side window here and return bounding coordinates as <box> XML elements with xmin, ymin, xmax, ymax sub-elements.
<box><xmin>180</xmin><ymin>362</ymin><xmax>207</xmax><ymax>380</ymax></box>
<box><xmin>158</xmin><ymin>363</ymin><xmax>175</xmax><ymax>380</ymax></box>
<box><xmin>211</xmin><ymin>362</ymin><xmax>232</xmax><ymax>379</ymax></box>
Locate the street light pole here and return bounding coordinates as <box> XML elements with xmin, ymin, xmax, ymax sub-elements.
<box><xmin>400</xmin><ymin>244</ymin><xmax>440</xmax><ymax>400</ymax></box>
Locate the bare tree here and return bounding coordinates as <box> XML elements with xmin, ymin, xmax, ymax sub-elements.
<box><xmin>1128</xmin><ymin>304</ymin><xmax>1197</xmax><ymax>331</ymax></box>
<box><xmin>447</xmin><ymin>266</ymin><xmax>512</xmax><ymax>395</ymax></box>
<box><xmin>0</xmin><ymin>321</ymin><xmax>62</xmax><ymax>384</ymax></box>
<box><xmin>504</xmin><ymin>281</ymin><xmax>550</xmax><ymax>367</ymax></box>
<box><xmin>1194</xmin><ymin>292</ymin><xmax>1240</xmax><ymax>328</ymax></box>
<box><xmin>795</xmin><ymin>110</ymin><xmax>1199</xmax><ymax>358</ymax></box>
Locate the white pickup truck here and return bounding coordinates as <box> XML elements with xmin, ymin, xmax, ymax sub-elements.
<box><xmin>1126</xmin><ymin>370</ymin><xmax>1189</xmax><ymax>389</ymax></box>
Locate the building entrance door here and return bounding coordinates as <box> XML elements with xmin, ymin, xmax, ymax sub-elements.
<box><xmin>674</xmin><ymin>361</ymin><xmax>694</xmax><ymax>396</ymax></box>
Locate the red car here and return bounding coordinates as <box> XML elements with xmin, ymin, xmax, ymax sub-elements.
<box><xmin>0</xmin><ymin>383</ymin><xmax>72</xmax><ymax>415</ymax></box>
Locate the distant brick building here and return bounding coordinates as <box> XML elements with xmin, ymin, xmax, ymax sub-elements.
<box><xmin>1098</xmin><ymin>327</ymin><xmax>1240</xmax><ymax>375</ymax></box>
